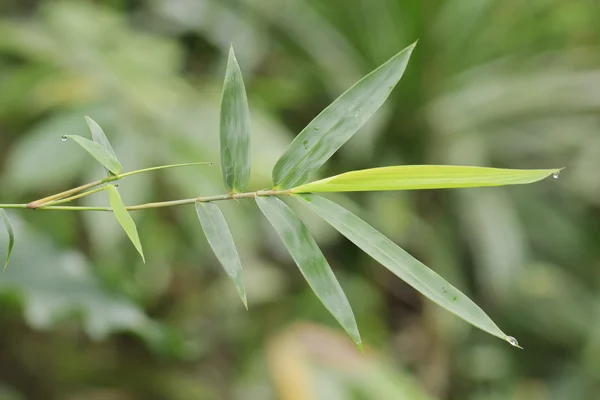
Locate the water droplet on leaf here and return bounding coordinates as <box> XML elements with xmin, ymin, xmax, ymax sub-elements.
<box><xmin>313</xmin><ymin>127</ymin><xmax>319</xmax><ymax>131</ymax></box>
<box><xmin>61</xmin><ymin>135</ymin><xmax>68</xmax><ymax>141</ymax></box>
<box><xmin>507</xmin><ymin>336</ymin><xmax>520</xmax><ymax>348</ymax></box>
<box><xmin>209</xmin><ymin>162</ymin><xmax>213</xmax><ymax>166</ymax></box>
<box><xmin>303</xmin><ymin>140</ymin><xmax>308</xmax><ymax>149</ymax></box>
<box><xmin>552</xmin><ymin>171</ymin><xmax>560</xmax><ymax>179</ymax></box>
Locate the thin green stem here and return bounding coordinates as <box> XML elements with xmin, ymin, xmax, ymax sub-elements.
<box><xmin>2</xmin><ymin>189</ymin><xmax>290</xmax><ymax>212</ymax></box>
<box><xmin>113</xmin><ymin>161</ymin><xmax>213</xmax><ymax>180</ymax></box>
<box><xmin>26</xmin><ymin>161</ymin><xmax>212</xmax><ymax>209</ymax></box>
<box><xmin>26</xmin><ymin>180</ymin><xmax>103</xmax><ymax>209</ymax></box>
<box><xmin>40</xmin><ymin>186</ymin><xmax>107</xmax><ymax>207</ymax></box>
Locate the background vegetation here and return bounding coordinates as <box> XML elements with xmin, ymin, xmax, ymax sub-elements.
<box><xmin>0</xmin><ymin>0</ymin><xmax>599</xmax><ymax>399</ymax></box>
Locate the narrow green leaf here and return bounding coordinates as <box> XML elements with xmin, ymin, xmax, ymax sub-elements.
<box><xmin>220</xmin><ymin>46</ymin><xmax>251</xmax><ymax>192</ymax></box>
<box><xmin>272</xmin><ymin>42</ymin><xmax>416</xmax><ymax>190</ymax></box>
<box><xmin>85</xmin><ymin>116</ymin><xmax>120</xmax><ymax>176</ymax></box>
<box><xmin>105</xmin><ymin>184</ymin><xmax>144</xmax><ymax>263</ymax></box>
<box><xmin>255</xmin><ymin>196</ymin><xmax>361</xmax><ymax>347</ymax></box>
<box><xmin>195</xmin><ymin>201</ymin><xmax>247</xmax><ymax>309</ymax></box>
<box><xmin>65</xmin><ymin>135</ymin><xmax>123</xmax><ymax>175</ymax></box>
<box><xmin>296</xmin><ymin>194</ymin><xmax>515</xmax><ymax>346</ymax></box>
<box><xmin>291</xmin><ymin>166</ymin><xmax>562</xmax><ymax>193</ymax></box>
<box><xmin>0</xmin><ymin>209</ymin><xmax>15</xmax><ymax>271</ymax></box>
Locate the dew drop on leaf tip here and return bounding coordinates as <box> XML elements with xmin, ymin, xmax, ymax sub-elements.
<box><xmin>552</xmin><ymin>171</ymin><xmax>560</xmax><ymax>179</ymax></box>
<box><xmin>507</xmin><ymin>336</ymin><xmax>520</xmax><ymax>347</ymax></box>
<box><xmin>61</xmin><ymin>135</ymin><xmax>67</xmax><ymax>141</ymax></box>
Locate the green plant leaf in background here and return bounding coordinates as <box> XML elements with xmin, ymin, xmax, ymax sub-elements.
<box><xmin>64</xmin><ymin>135</ymin><xmax>123</xmax><ymax>175</ymax></box>
<box><xmin>296</xmin><ymin>194</ymin><xmax>516</xmax><ymax>346</ymax></box>
<box><xmin>105</xmin><ymin>184</ymin><xmax>144</xmax><ymax>263</ymax></box>
<box><xmin>220</xmin><ymin>46</ymin><xmax>251</xmax><ymax>193</ymax></box>
<box><xmin>195</xmin><ymin>201</ymin><xmax>247</xmax><ymax>309</ymax></box>
<box><xmin>290</xmin><ymin>165</ymin><xmax>562</xmax><ymax>193</ymax></box>
<box><xmin>85</xmin><ymin>116</ymin><xmax>120</xmax><ymax>176</ymax></box>
<box><xmin>0</xmin><ymin>209</ymin><xmax>14</xmax><ymax>271</ymax></box>
<box><xmin>255</xmin><ymin>195</ymin><xmax>361</xmax><ymax>348</ymax></box>
<box><xmin>272</xmin><ymin>42</ymin><xmax>416</xmax><ymax>190</ymax></box>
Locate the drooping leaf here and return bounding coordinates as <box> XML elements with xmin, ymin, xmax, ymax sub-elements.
<box><xmin>0</xmin><ymin>209</ymin><xmax>14</xmax><ymax>271</ymax></box>
<box><xmin>105</xmin><ymin>184</ymin><xmax>144</xmax><ymax>262</ymax></box>
<box><xmin>290</xmin><ymin>165</ymin><xmax>562</xmax><ymax>193</ymax></box>
<box><xmin>296</xmin><ymin>194</ymin><xmax>515</xmax><ymax>345</ymax></box>
<box><xmin>220</xmin><ymin>46</ymin><xmax>251</xmax><ymax>192</ymax></box>
<box><xmin>195</xmin><ymin>201</ymin><xmax>247</xmax><ymax>308</ymax></box>
<box><xmin>255</xmin><ymin>195</ymin><xmax>361</xmax><ymax>347</ymax></box>
<box><xmin>85</xmin><ymin>116</ymin><xmax>120</xmax><ymax>176</ymax></box>
<box><xmin>65</xmin><ymin>135</ymin><xmax>123</xmax><ymax>175</ymax></box>
<box><xmin>272</xmin><ymin>42</ymin><xmax>416</xmax><ymax>190</ymax></box>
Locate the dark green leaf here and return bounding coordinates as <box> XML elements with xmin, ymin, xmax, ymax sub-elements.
<box><xmin>296</xmin><ymin>194</ymin><xmax>515</xmax><ymax>345</ymax></box>
<box><xmin>195</xmin><ymin>201</ymin><xmax>247</xmax><ymax>308</ymax></box>
<box><xmin>272</xmin><ymin>42</ymin><xmax>416</xmax><ymax>189</ymax></box>
<box><xmin>65</xmin><ymin>135</ymin><xmax>123</xmax><ymax>175</ymax></box>
<box><xmin>255</xmin><ymin>195</ymin><xmax>361</xmax><ymax>347</ymax></box>
<box><xmin>220</xmin><ymin>46</ymin><xmax>251</xmax><ymax>192</ymax></box>
<box><xmin>0</xmin><ymin>209</ymin><xmax>14</xmax><ymax>271</ymax></box>
<box><xmin>106</xmin><ymin>184</ymin><xmax>144</xmax><ymax>262</ymax></box>
<box><xmin>85</xmin><ymin>116</ymin><xmax>120</xmax><ymax>176</ymax></box>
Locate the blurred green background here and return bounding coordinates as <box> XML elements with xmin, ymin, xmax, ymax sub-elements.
<box><xmin>1</xmin><ymin>0</ymin><xmax>599</xmax><ymax>399</ymax></box>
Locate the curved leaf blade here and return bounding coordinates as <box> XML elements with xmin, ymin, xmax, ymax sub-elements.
<box><xmin>106</xmin><ymin>184</ymin><xmax>144</xmax><ymax>262</ymax></box>
<box><xmin>85</xmin><ymin>116</ymin><xmax>120</xmax><ymax>176</ymax></box>
<box><xmin>0</xmin><ymin>209</ymin><xmax>15</xmax><ymax>271</ymax></box>
<box><xmin>220</xmin><ymin>46</ymin><xmax>251</xmax><ymax>192</ymax></box>
<box><xmin>66</xmin><ymin>135</ymin><xmax>123</xmax><ymax>175</ymax></box>
<box><xmin>290</xmin><ymin>166</ymin><xmax>562</xmax><ymax>193</ymax></box>
<box><xmin>195</xmin><ymin>201</ymin><xmax>247</xmax><ymax>308</ymax></box>
<box><xmin>296</xmin><ymin>194</ymin><xmax>514</xmax><ymax>345</ymax></box>
<box><xmin>255</xmin><ymin>196</ymin><xmax>361</xmax><ymax>347</ymax></box>
<box><xmin>272</xmin><ymin>42</ymin><xmax>416</xmax><ymax>190</ymax></box>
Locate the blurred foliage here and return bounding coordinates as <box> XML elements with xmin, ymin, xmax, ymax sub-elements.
<box><xmin>0</xmin><ymin>0</ymin><xmax>599</xmax><ymax>399</ymax></box>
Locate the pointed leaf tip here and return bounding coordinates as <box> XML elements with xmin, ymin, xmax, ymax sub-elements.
<box><xmin>255</xmin><ymin>196</ymin><xmax>361</xmax><ymax>346</ymax></box>
<box><xmin>106</xmin><ymin>185</ymin><xmax>144</xmax><ymax>263</ymax></box>
<box><xmin>0</xmin><ymin>209</ymin><xmax>15</xmax><ymax>271</ymax></box>
<box><xmin>220</xmin><ymin>45</ymin><xmax>251</xmax><ymax>192</ymax></box>
<box><xmin>195</xmin><ymin>201</ymin><xmax>247</xmax><ymax>308</ymax></box>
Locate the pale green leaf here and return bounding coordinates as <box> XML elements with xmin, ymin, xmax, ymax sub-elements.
<box><xmin>272</xmin><ymin>42</ymin><xmax>416</xmax><ymax>190</ymax></box>
<box><xmin>65</xmin><ymin>135</ymin><xmax>123</xmax><ymax>175</ymax></box>
<box><xmin>255</xmin><ymin>196</ymin><xmax>361</xmax><ymax>347</ymax></box>
<box><xmin>296</xmin><ymin>194</ymin><xmax>516</xmax><ymax>346</ymax></box>
<box><xmin>0</xmin><ymin>209</ymin><xmax>14</xmax><ymax>271</ymax></box>
<box><xmin>290</xmin><ymin>165</ymin><xmax>562</xmax><ymax>193</ymax></box>
<box><xmin>195</xmin><ymin>201</ymin><xmax>247</xmax><ymax>308</ymax></box>
<box><xmin>85</xmin><ymin>116</ymin><xmax>120</xmax><ymax>176</ymax></box>
<box><xmin>220</xmin><ymin>46</ymin><xmax>251</xmax><ymax>192</ymax></box>
<box><xmin>105</xmin><ymin>184</ymin><xmax>144</xmax><ymax>262</ymax></box>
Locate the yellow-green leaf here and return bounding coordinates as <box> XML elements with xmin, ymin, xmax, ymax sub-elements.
<box><xmin>255</xmin><ymin>196</ymin><xmax>361</xmax><ymax>348</ymax></box>
<box><xmin>106</xmin><ymin>184</ymin><xmax>144</xmax><ymax>262</ymax></box>
<box><xmin>272</xmin><ymin>42</ymin><xmax>416</xmax><ymax>190</ymax></box>
<box><xmin>220</xmin><ymin>46</ymin><xmax>251</xmax><ymax>192</ymax></box>
<box><xmin>290</xmin><ymin>165</ymin><xmax>562</xmax><ymax>193</ymax></box>
<box><xmin>195</xmin><ymin>201</ymin><xmax>247</xmax><ymax>309</ymax></box>
<box><xmin>296</xmin><ymin>194</ymin><xmax>518</xmax><ymax>346</ymax></box>
<box><xmin>65</xmin><ymin>135</ymin><xmax>123</xmax><ymax>175</ymax></box>
<box><xmin>0</xmin><ymin>209</ymin><xmax>15</xmax><ymax>271</ymax></box>
<box><xmin>85</xmin><ymin>116</ymin><xmax>120</xmax><ymax>176</ymax></box>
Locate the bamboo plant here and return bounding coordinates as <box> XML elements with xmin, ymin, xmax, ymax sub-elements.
<box><xmin>0</xmin><ymin>43</ymin><xmax>561</xmax><ymax>349</ymax></box>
